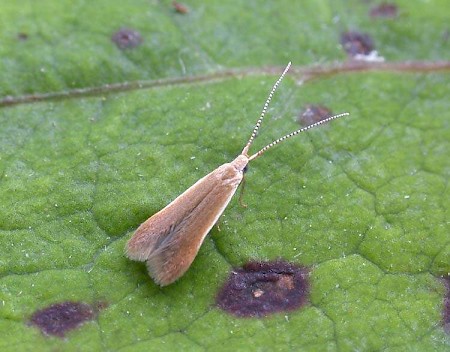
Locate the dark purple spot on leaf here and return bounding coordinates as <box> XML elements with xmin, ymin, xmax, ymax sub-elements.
<box><xmin>17</xmin><ymin>32</ymin><xmax>28</xmax><ymax>41</ymax></box>
<box><xmin>298</xmin><ymin>104</ymin><xmax>332</xmax><ymax>127</ymax></box>
<box><xmin>341</xmin><ymin>31</ymin><xmax>374</xmax><ymax>56</ymax></box>
<box><xmin>173</xmin><ymin>1</ymin><xmax>189</xmax><ymax>14</ymax></box>
<box><xmin>443</xmin><ymin>276</ymin><xmax>450</xmax><ymax>333</ymax></box>
<box><xmin>370</xmin><ymin>3</ymin><xmax>398</xmax><ymax>18</ymax></box>
<box><xmin>29</xmin><ymin>301</ymin><xmax>103</xmax><ymax>337</ymax></box>
<box><xmin>216</xmin><ymin>260</ymin><xmax>309</xmax><ymax>317</ymax></box>
<box><xmin>112</xmin><ymin>28</ymin><xmax>143</xmax><ymax>50</ymax></box>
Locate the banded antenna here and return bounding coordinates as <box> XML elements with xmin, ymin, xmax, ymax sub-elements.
<box><xmin>240</xmin><ymin>62</ymin><xmax>349</xmax><ymax>160</ymax></box>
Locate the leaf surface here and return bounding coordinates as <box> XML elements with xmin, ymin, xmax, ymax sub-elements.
<box><xmin>0</xmin><ymin>1</ymin><xmax>449</xmax><ymax>351</ymax></box>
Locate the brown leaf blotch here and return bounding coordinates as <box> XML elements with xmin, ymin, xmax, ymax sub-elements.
<box><xmin>443</xmin><ymin>276</ymin><xmax>450</xmax><ymax>334</ymax></box>
<box><xmin>173</xmin><ymin>1</ymin><xmax>189</xmax><ymax>14</ymax></box>
<box><xmin>29</xmin><ymin>301</ymin><xmax>104</xmax><ymax>337</ymax></box>
<box><xmin>370</xmin><ymin>3</ymin><xmax>398</xmax><ymax>18</ymax></box>
<box><xmin>298</xmin><ymin>104</ymin><xmax>332</xmax><ymax>127</ymax></box>
<box><xmin>341</xmin><ymin>31</ymin><xmax>374</xmax><ymax>56</ymax></box>
<box><xmin>216</xmin><ymin>260</ymin><xmax>309</xmax><ymax>317</ymax></box>
<box><xmin>17</xmin><ymin>32</ymin><xmax>29</xmax><ymax>41</ymax></box>
<box><xmin>112</xmin><ymin>28</ymin><xmax>143</xmax><ymax>50</ymax></box>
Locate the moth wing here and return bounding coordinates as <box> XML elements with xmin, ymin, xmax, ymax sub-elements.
<box><xmin>147</xmin><ymin>177</ymin><xmax>240</xmax><ymax>286</ymax></box>
<box><xmin>126</xmin><ymin>170</ymin><xmax>217</xmax><ymax>261</ymax></box>
<box><xmin>126</xmin><ymin>163</ymin><xmax>243</xmax><ymax>286</ymax></box>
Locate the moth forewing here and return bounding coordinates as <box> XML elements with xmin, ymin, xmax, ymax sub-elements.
<box><xmin>126</xmin><ymin>155</ymin><xmax>248</xmax><ymax>286</ymax></box>
<box><xmin>125</xmin><ymin>171</ymin><xmax>217</xmax><ymax>262</ymax></box>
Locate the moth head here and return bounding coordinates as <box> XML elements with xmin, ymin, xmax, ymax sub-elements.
<box><xmin>231</xmin><ymin>154</ymin><xmax>249</xmax><ymax>173</ymax></box>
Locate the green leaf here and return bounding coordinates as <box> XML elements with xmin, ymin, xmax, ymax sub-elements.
<box><xmin>1</xmin><ymin>1</ymin><xmax>449</xmax><ymax>351</ymax></box>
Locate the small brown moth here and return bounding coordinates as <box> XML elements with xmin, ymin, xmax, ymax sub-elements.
<box><xmin>126</xmin><ymin>62</ymin><xmax>349</xmax><ymax>286</ymax></box>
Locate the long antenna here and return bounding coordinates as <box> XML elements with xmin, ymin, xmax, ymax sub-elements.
<box><xmin>248</xmin><ymin>112</ymin><xmax>349</xmax><ymax>161</ymax></box>
<box><xmin>241</xmin><ymin>62</ymin><xmax>292</xmax><ymax>156</ymax></box>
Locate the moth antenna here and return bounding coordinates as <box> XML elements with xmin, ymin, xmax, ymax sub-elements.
<box><xmin>241</xmin><ymin>62</ymin><xmax>292</xmax><ymax>156</ymax></box>
<box><xmin>248</xmin><ymin>112</ymin><xmax>349</xmax><ymax>161</ymax></box>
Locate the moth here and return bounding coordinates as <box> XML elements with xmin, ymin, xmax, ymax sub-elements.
<box><xmin>126</xmin><ymin>62</ymin><xmax>349</xmax><ymax>286</ymax></box>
